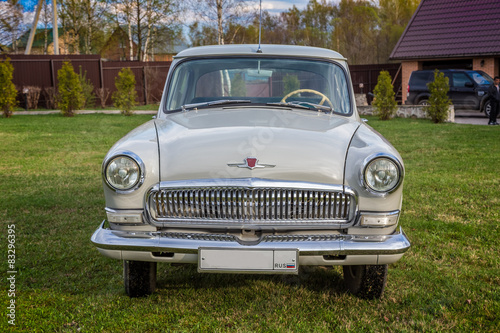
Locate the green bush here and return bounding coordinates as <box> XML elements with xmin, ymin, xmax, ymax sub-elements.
<box><xmin>0</xmin><ymin>58</ymin><xmax>18</xmax><ymax>118</ymax></box>
<box><xmin>425</xmin><ymin>69</ymin><xmax>452</xmax><ymax>123</ymax></box>
<box><xmin>112</xmin><ymin>68</ymin><xmax>137</xmax><ymax>116</ymax></box>
<box><xmin>79</xmin><ymin>67</ymin><xmax>96</xmax><ymax>108</ymax></box>
<box><xmin>57</xmin><ymin>61</ymin><xmax>84</xmax><ymax>117</ymax></box>
<box><xmin>372</xmin><ymin>70</ymin><xmax>397</xmax><ymax>120</ymax></box>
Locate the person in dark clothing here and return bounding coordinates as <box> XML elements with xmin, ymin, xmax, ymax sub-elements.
<box><xmin>488</xmin><ymin>76</ymin><xmax>500</xmax><ymax>125</ymax></box>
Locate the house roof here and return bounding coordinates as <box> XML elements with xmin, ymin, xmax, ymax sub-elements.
<box><xmin>390</xmin><ymin>0</ymin><xmax>500</xmax><ymax>60</ymax></box>
<box><xmin>14</xmin><ymin>28</ymin><xmax>63</xmax><ymax>49</ymax></box>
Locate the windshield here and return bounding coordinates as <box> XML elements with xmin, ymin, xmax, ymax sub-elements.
<box><xmin>164</xmin><ymin>57</ymin><xmax>352</xmax><ymax>115</ymax></box>
<box><xmin>468</xmin><ymin>70</ymin><xmax>494</xmax><ymax>85</ymax></box>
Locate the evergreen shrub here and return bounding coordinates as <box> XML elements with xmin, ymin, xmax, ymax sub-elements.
<box><xmin>57</xmin><ymin>61</ymin><xmax>84</xmax><ymax>117</ymax></box>
<box><xmin>372</xmin><ymin>70</ymin><xmax>397</xmax><ymax>120</ymax></box>
<box><xmin>112</xmin><ymin>68</ymin><xmax>137</xmax><ymax>116</ymax></box>
<box><xmin>0</xmin><ymin>58</ymin><xmax>18</xmax><ymax>118</ymax></box>
<box><xmin>425</xmin><ymin>69</ymin><xmax>452</xmax><ymax>123</ymax></box>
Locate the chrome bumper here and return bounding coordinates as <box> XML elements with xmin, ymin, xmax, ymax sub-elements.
<box><xmin>91</xmin><ymin>221</ymin><xmax>410</xmax><ymax>257</ymax></box>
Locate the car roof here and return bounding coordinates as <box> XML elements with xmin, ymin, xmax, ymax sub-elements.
<box><xmin>174</xmin><ymin>44</ymin><xmax>347</xmax><ymax>61</ymax></box>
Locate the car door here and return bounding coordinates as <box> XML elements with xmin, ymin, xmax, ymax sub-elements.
<box><xmin>449</xmin><ymin>72</ymin><xmax>478</xmax><ymax>109</ymax></box>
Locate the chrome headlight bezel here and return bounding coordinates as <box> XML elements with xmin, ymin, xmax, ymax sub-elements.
<box><xmin>361</xmin><ymin>153</ymin><xmax>404</xmax><ymax>195</ymax></box>
<box><xmin>103</xmin><ymin>151</ymin><xmax>145</xmax><ymax>194</ymax></box>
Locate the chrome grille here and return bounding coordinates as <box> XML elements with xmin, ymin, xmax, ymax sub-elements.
<box><xmin>147</xmin><ymin>187</ymin><xmax>354</xmax><ymax>225</ymax></box>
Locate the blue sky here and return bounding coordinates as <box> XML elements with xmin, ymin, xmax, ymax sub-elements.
<box><xmin>19</xmin><ymin>0</ymin><xmax>312</xmax><ymax>14</ymax></box>
<box><xmin>18</xmin><ymin>0</ymin><xmax>37</xmax><ymax>12</ymax></box>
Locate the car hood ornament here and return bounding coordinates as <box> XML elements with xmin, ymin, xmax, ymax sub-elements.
<box><xmin>227</xmin><ymin>157</ymin><xmax>275</xmax><ymax>170</ymax></box>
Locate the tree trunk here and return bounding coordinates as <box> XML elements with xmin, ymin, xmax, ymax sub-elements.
<box><xmin>217</xmin><ymin>0</ymin><xmax>224</xmax><ymax>45</ymax></box>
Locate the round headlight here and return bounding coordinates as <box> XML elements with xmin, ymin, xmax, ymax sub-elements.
<box><xmin>364</xmin><ymin>157</ymin><xmax>401</xmax><ymax>193</ymax></box>
<box><xmin>105</xmin><ymin>155</ymin><xmax>142</xmax><ymax>191</ymax></box>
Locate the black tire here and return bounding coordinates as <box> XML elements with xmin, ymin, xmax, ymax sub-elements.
<box><xmin>123</xmin><ymin>260</ymin><xmax>157</xmax><ymax>297</ymax></box>
<box><xmin>484</xmin><ymin>100</ymin><xmax>491</xmax><ymax>118</ymax></box>
<box><xmin>343</xmin><ymin>264</ymin><xmax>388</xmax><ymax>299</ymax></box>
<box><xmin>417</xmin><ymin>99</ymin><xmax>429</xmax><ymax>106</ymax></box>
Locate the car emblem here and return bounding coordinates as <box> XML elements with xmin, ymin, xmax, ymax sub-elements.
<box><xmin>227</xmin><ymin>157</ymin><xmax>275</xmax><ymax>170</ymax></box>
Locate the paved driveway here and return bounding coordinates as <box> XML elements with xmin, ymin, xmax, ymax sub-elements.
<box><xmin>454</xmin><ymin>110</ymin><xmax>490</xmax><ymax>125</ymax></box>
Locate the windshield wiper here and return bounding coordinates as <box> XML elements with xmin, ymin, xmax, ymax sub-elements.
<box><xmin>267</xmin><ymin>101</ymin><xmax>333</xmax><ymax>113</ymax></box>
<box><xmin>181</xmin><ymin>99</ymin><xmax>251</xmax><ymax>112</ymax></box>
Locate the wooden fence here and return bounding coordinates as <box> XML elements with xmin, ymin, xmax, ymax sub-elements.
<box><xmin>2</xmin><ymin>54</ymin><xmax>170</xmax><ymax>107</ymax></box>
<box><xmin>350</xmin><ymin>63</ymin><xmax>402</xmax><ymax>104</ymax></box>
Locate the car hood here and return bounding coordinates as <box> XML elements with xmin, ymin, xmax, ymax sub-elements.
<box><xmin>156</xmin><ymin>108</ymin><xmax>360</xmax><ymax>185</ymax></box>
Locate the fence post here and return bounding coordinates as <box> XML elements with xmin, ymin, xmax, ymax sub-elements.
<box><xmin>99</xmin><ymin>58</ymin><xmax>104</xmax><ymax>89</ymax></box>
<box><xmin>142</xmin><ymin>66</ymin><xmax>147</xmax><ymax>105</ymax></box>
<box><xmin>50</xmin><ymin>59</ymin><xmax>55</xmax><ymax>89</ymax></box>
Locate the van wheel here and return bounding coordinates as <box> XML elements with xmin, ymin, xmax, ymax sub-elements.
<box><xmin>343</xmin><ymin>264</ymin><xmax>387</xmax><ymax>299</ymax></box>
<box><xmin>484</xmin><ymin>100</ymin><xmax>491</xmax><ymax>118</ymax></box>
<box><xmin>417</xmin><ymin>99</ymin><xmax>429</xmax><ymax>106</ymax></box>
<box><xmin>123</xmin><ymin>260</ymin><xmax>157</xmax><ymax>297</ymax></box>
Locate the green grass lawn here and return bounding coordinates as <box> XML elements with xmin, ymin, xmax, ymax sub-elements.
<box><xmin>0</xmin><ymin>114</ymin><xmax>499</xmax><ymax>332</ymax></box>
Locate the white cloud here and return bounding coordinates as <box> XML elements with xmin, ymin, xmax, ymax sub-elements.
<box><xmin>260</xmin><ymin>0</ymin><xmax>310</xmax><ymax>14</ymax></box>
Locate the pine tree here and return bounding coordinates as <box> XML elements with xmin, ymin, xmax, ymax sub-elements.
<box><xmin>0</xmin><ymin>58</ymin><xmax>18</xmax><ymax>118</ymax></box>
<box><xmin>112</xmin><ymin>68</ymin><xmax>137</xmax><ymax>116</ymax></box>
<box><xmin>57</xmin><ymin>62</ymin><xmax>84</xmax><ymax>117</ymax></box>
<box><xmin>372</xmin><ymin>70</ymin><xmax>397</xmax><ymax>120</ymax></box>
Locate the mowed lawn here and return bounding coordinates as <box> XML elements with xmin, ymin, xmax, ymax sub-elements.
<box><xmin>0</xmin><ymin>114</ymin><xmax>499</xmax><ymax>332</ymax></box>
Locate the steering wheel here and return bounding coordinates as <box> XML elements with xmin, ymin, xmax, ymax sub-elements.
<box><xmin>281</xmin><ymin>89</ymin><xmax>333</xmax><ymax>108</ymax></box>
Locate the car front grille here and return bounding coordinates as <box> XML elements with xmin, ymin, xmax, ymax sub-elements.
<box><xmin>146</xmin><ymin>186</ymin><xmax>356</xmax><ymax>226</ymax></box>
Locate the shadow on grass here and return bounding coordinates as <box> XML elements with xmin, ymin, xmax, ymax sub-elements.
<box><xmin>156</xmin><ymin>263</ymin><xmax>346</xmax><ymax>296</ymax></box>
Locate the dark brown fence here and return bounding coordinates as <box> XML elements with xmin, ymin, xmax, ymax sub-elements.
<box><xmin>2</xmin><ymin>54</ymin><xmax>171</xmax><ymax>107</ymax></box>
<box><xmin>3</xmin><ymin>54</ymin><xmax>401</xmax><ymax>108</ymax></box>
<box><xmin>350</xmin><ymin>63</ymin><xmax>402</xmax><ymax>104</ymax></box>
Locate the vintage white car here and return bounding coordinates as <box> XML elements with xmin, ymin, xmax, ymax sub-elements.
<box><xmin>91</xmin><ymin>44</ymin><xmax>410</xmax><ymax>298</ymax></box>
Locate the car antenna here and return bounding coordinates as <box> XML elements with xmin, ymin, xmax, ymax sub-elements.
<box><xmin>257</xmin><ymin>0</ymin><xmax>262</xmax><ymax>53</ymax></box>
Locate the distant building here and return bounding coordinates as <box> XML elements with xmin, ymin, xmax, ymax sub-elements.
<box><xmin>100</xmin><ymin>27</ymin><xmax>187</xmax><ymax>61</ymax></box>
<box><xmin>12</xmin><ymin>28</ymin><xmax>81</xmax><ymax>55</ymax></box>
<box><xmin>11</xmin><ymin>25</ymin><xmax>186</xmax><ymax>61</ymax></box>
<box><xmin>390</xmin><ymin>0</ymin><xmax>500</xmax><ymax>104</ymax></box>
<box><xmin>100</xmin><ymin>27</ymin><xmax>136</xmax><ymax>61</ymax></box>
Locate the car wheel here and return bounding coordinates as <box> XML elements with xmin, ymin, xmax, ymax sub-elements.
<box><xmin>417</xmin><ymin>99</ymin><xmax>429</xmax><ymax>106</ymax></box>
<box><xmin>343</xmin><ymin>264</ymin><xmax>387</xmax><ymax>299</ymax></box>
<box><xmin>123</xmin><ymin>260</ymin><xmax>157</xmax><ymax>297</ymax></box>
<box><xmin>484</xmin><ymin>100</ymin><xmax>491</xmax><ymax>118</ymax></box>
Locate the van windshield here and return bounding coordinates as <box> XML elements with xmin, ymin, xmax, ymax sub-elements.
<box><xmin>468</xmin><ymin>71</ymin><xmax>493</xmax><ymax>85</ymax></box>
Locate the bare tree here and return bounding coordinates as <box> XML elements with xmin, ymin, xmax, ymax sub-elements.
<box><xmin>107</xmin><ymin>0</ymin><xmax>179</xmax><ymax>61</ymax></box>
<box><xmin>187</xmin><ymin>0</ymin><xmax>252</xmax><ymax>45</ymax></box>
<box><xmin>58</xmin><ymin>0</ymin><xmax>107</xmax><ymax>55</ymax></box>
<box><xmin>41</xmin><ymin>0</ymin><xmax>53</xmax><ymax>54</ymax></box>
<box><xmin>0</xmin><ymin>0</ymin><xmax>24</xmax><ymax>52</ymax></box>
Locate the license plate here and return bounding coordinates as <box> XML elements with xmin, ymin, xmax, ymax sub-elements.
<box><xmin>198</xmin><ymin>248</ymin><xmax>298</xmax><ymax>274</ymax></box>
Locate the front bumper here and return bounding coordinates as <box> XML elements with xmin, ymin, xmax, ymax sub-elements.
<box><xmin>91</xmin><ymin>221</ymin><xmax>410</xmax><ymax>266</ymax></box>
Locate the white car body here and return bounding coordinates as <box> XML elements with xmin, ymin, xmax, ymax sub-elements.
<box><xmin>91</xmin><ymin>44</ymin><xmax>410</xmax><ymax>298</ymax></box>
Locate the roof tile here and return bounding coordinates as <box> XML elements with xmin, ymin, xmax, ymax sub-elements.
<box><xmin>390</xmin><ymin>0</ymin><xmax>500</xmax><ymax>59</ymax></box>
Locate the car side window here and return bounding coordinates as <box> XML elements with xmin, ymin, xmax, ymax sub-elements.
<box><xmin>411</xmin><ymin>72</ymin><xmax>431</xmax><ymax>86</ymax></box>
<box><xmin>452</xmin><ymin>73</ymin><xmax>473</xmax><ymax>88</ymax></box>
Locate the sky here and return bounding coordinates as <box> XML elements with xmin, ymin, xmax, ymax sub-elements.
<box><xmin>18</xmin><ymin>0</ymin><xmax>312</xmax><ymax>14</ymax></box>
<box><xmin>261</xmin><ymin>0</ymin><xmax>311</xmax><ymax>14</ymax></box>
